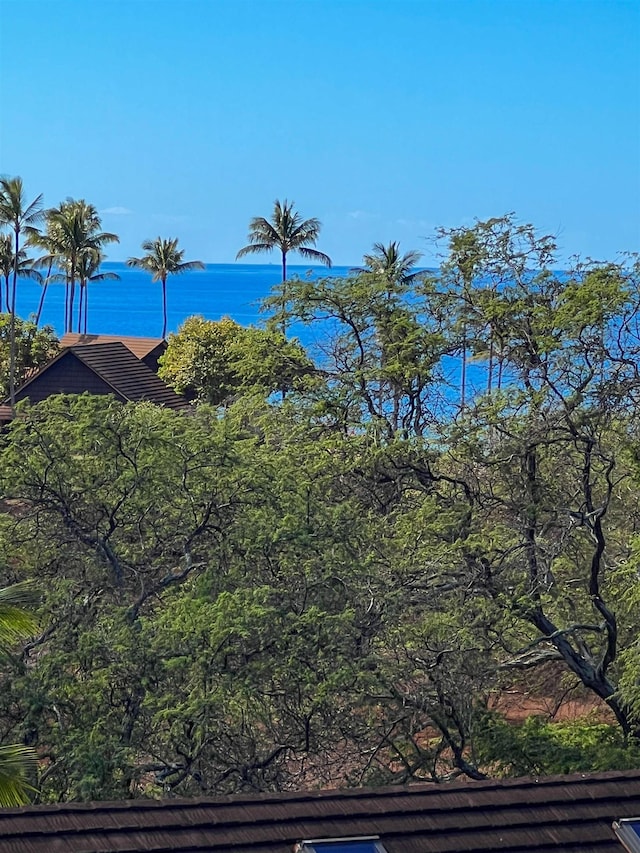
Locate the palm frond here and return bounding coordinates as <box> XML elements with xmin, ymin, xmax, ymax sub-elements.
<box><xmin>89</xmin><ymin>272</ymin><xmax>120</xmax><ymax>282</ymax></box>
<box><xmin>360</xmin><ymin>241</ymin><xmax>423</xmax><ymax>284</ymax></box>
<box><xmin>290</xmin><ymin>218</ymin><xmax>322</xmax><ymax>243</ymax></box>
<box><xmin>297</xmin><ymin>247</ymin><xmax>332</xmax><ymax>267</ymax></box>
<box><xmin>236</xmin><ymin>200</ymin><xmax>331</xmax><ymax>271</ymax></box>
<box><xmin>0</xmin><ymin>177</ymin><xmax>44</xmax><ymax>230</ymax></box>
<box><xmin>0</xmin><ymin>745</ymin><xmax>38</xmax><ymax>806</ymax></box>
<box><xmin>18</xmin><ymin>268</ymin><xmax>43</xmax><ymax>284</ymax></box>
<box><xmin>173</xmin><ymin>260</ymin><xmax>205</xmax><ymax>274</ymax></box>
<box><xmin>128</xmin><ymin>239</ymin><xmax>202</xmax><ymax>277</ymax></box>
<box><xmin>0</xmin><ymin>581</ymin><xmax>39</xmax><ymax>646</ymax></box>
<box><xmin>236</xmin><ymin>242</ymin><xmax>276</xmax><ymax>259</ymax></box>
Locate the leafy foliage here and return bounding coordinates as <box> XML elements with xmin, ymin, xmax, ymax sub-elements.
<box><xmin>1</xmin><ymin>214</ymin><xmax>640</xmax><ymax>804</ymax></box>
<box><xmin>0</xmin><ymin>314</ymin><xmax>58</xmax><ymax>398</ymax></box>
<box><xmin>475</xmin><ymin>713</ymin><xmax>640</xmax><ymax>776</ymax></box>
<box><xmin>158</xmin><ymin>315</ymin><xmax>316</xmax><ymax>404</ymax></box>
<box><xmin>0</xmin><ymin>582</ymin><xmax>40</xmax><ymax>805</ymax></box>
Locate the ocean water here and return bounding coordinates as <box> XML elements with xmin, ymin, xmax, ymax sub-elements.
<box><xmin>8</xmin><ymin>261</ymin><xmax>509</xmax><ymax>399</ymax></box>
<box><xmin>12</xmin><ymin>262</ymin><xmax>354</xmax><ymax>346</ymax></box>
<box><xmin>9</xmin><ymin>261</ymin><xmax>482</xmax><ymax>393</ymax></box>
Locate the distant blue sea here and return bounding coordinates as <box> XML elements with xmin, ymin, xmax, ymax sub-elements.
<box><xmin>13</xmin><ymin>262</ymin><xmax>354</xmax><ymax>348</ymax></box>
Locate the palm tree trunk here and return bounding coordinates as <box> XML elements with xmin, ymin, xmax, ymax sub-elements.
<box><xmin>460</xmin><ymin>326</ymin><xmax>467</xmax><ymax>410</ymax></box>
<box><xmin>84</xmin><ymin>278</ymin><xmax>90</xmax><ymax>334</ymax></box>
<box><xmin>35</xmin><ymin>260</ymin><xmax>53</xmax><ymax>326</ymax></box>
<box><xmin>77</xmin><ymin>285</ymin><xmax>83</xmax><ymax>333</ymax></box>
<box><xmin>487</xmin><ymin>336</ymin><xmax>494</xmax><ymax>394</ymax></box>
<box><xmin>9</xmin><ymin>229</ymin><xmax>19</xmax><ymax>412</ymax></box>
<box><xmin>68</xmin><ymin>281</ymin><xmax>75</xmax><ymax>334</ymax></box>
<box><xmin>161</xmin><ymin>276</ymin><xmax>168</xmax><ymax>339</ymax></box>
<box><xmin>67</xmin><ymin>251</ymin><xmax>76</xmax><ymax>334</ymax></box>
<box><xmin>280</xmin><ymin>250</ymin><xmax>288</xmax><ymax>336</ymax></box>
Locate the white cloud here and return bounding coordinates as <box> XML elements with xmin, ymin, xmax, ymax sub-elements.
<box><xmin>101</xmin><ymin>206</ymin><xmax>133</xmax><ymax>215</ymax></box>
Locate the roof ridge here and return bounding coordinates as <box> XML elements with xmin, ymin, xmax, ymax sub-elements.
<box><xmin>9</xmin><ymin>768</ymin><xmax>640</xmax><ymax>815</ymax></box>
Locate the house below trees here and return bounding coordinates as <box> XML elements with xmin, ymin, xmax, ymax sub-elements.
<box><xmin>59</xmin><ymin>333</ymin><xmax>167</xmax><ymax>373</ymax></box>
<box><xmin>0</xmin><ymin>769</ymin><xmax>638</xmax><ymax>852</ymax></box>
<box><xmin>0</xmin><ymin>337</ymin><xmax>187</xmax><ymax>426</ymax></box>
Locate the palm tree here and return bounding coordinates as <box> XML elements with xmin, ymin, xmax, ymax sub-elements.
<box><xmin>442</xmin><ymin>228</ymin><xmax>486</xmax><ymax>409</ymax></box>
<box><xmin>0</xmin><ymin>235</ymin><xmax>42</xmax><ymax>315</ymax></box>
<box><xmin>25</xmin><ymin>228</ymin><xmax>58</xmax><ymax>327</ymax></box>
<box><xmin>360</xmin><ymin>241</ymin><xmax>423</xmax><ymax>286</ymax></box>
<box><xmin>236</xmin><ymin>199</ymin><xmax>332</xmax><ymax>282</ymax></box>
<box><xmin>43</xmin><ymin>200</ymin><xmax>118</xmax><ymax>333</ymax></box>
<box><xmin>0</xmin><ymin>582</ymin><xmax>39</xmax><ymax>806</ymax></box>
<box><xmin>76</xmin><ymin>250</ymin><xmax>120</xmax><ymax>334</ymax></box>
<box><xmin>357</xmin><ymin>242</ymin><xmax>424</xmax><ymax>428</ymax></box>
<box><xmin>0</xmin><ymin>177</ymin><xmax>44</xmax><ymax>410</ymax></box>
<box><xmin>127</xmin><ymin>238</ymin><xmax>205</xmax><ymax>339</ymax></box>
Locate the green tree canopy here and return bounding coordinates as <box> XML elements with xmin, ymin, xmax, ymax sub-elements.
<box><xmin>1</xmin><ymin>215</ymin><xmax>640</xmax><ymax>804</ymax></box>
<box><xmin>0</xmin><ymin>314</ymin><xmax>58</xmax><ymax>399</ymax></box>
<box><xmin>158</xmin><ymin>315</ymin><xmax>316</xmax><ymax>404</ymax></box>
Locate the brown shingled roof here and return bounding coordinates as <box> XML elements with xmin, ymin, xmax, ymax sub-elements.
<box><xmin>5</xmin><ymin>343</ymin><xmax>189</xmax><ymax>413</ymax></box>
<box><xmin>1</xmin><ymin>770</ymin><xmax>638</xmax><ymax>852</ymax></box>
<box><xmin>60</xmin><ymin>333</ymin><xmax>166</xmax><ymax>362</ymax></box>
<box><xmin>69</xmin><ymin>343</ymin><xmax>188</xmax><ymax>410</ymax></box>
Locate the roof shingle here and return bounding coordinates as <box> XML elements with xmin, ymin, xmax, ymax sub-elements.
<box><xmin>60</xmin><ymin>334</ymin><xmax>166</xmax><ymax>362</ymax></box>
<box><xmin>5</xmin><ymin>343</ymin><xmax>190</xmax><ymax>413</ymax></box>
<box><xmin>69</xmin><ymin>343</ymin><xmax>188</xmax><ymax>410</ymax></box>
<box><xmin>0</xmin><ymin>770</ymin><xmax>638</xmax><ymax>852</ymax></box>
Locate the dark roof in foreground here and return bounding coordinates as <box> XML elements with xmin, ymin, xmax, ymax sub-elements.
<box><xmin>1</xmin><ymin>770</ymin><xmax>639</xmax><ymax>852</ymax></box>
<box><xmin>69</xmin><ymin>343</ymin><xmax>186</xmax><ymax>408</ymax></box>
<box><xmin>9</xmin><ymin>342</ymin><xmax>189</xmax><ymax>412</ymax></box>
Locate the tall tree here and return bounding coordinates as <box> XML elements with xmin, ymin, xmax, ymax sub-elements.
<box><xmin>126</xmin><ymin>238</ymin><xmax>204</xmax><ymax>339</ymax></box>
<box><xmin>266</xmin><ymin>270</ymin><xmax>446</xmax><ymax>438</ymax></box>
<box><xmin>438</xmin><ymin>216</ymin><xmax>557</xmax><ymax>399</ymax></box>
<box><xmin>360</xmin><ymin>241</ymin><xmax>423</xmax><ymax>286</ymax></box>
<box><xmin>26</xmin><ymin>219</ymin><xmax>64</xmax><ymax>325</ymax></box>
<box><xmin>358</xmin><ymin>242</ymin><xmax>425</xmax><ymax>423</ymax></box>
<box><xmin>75</xmin><ymin>250</ymin><xmax>120</xmax><ymax>334</ymax></box>
<box><xmin>0</xmin><ymin>234</ymin><xmax>42</xmax><ymax>315</ymax></box>
<box><xmin>236</xmin><ymin>199</ymin><xmax>332</xmax><ymax>283</ymax></box>
<box><xmin>42</xmin><ymin>200</ymin><xmax>118</xmax><ymax>334</ymax></box>
<box><xmin>0</xmin><ymin>177</ymin><xmax>44</xmax><ymax>411</ymax></box>
<box><xmin>439</xmin><ymin>228</ymin><xmax>484</xmax><ymax>409</ymax></box>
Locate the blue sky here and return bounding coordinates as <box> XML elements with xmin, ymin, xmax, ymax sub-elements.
<box><xmin>1</xmin><ymin>0</ymin><xmax>638</xmax><ymax>265</ymax></box>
